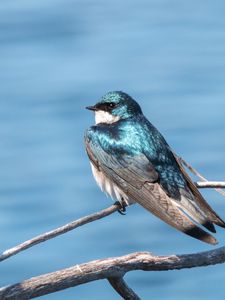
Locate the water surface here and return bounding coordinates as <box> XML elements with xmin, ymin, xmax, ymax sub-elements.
<box><xmin>0</xmin><ymin>1</ymin><xmax>225</xmax><ymax>299</ymax></box>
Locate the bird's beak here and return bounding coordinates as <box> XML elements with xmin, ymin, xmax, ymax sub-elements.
<box><xmin>86</xmin><ymin>105</ymin><xmax>97</xmax><ymax>111</ymax></box>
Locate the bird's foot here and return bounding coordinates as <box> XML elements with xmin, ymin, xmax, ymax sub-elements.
<box><xmin>114</xmin><ymin>200</ymin><xmax>127</xmax><ymax>215</ymax></box>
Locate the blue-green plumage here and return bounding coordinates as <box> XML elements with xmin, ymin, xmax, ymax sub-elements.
<box><xmin>85</xmin><ymin>91</ymin><xmax>225</xmax><ymax>245</ymax></box>
<box><xmin>86</xmin><ymin>115</ymin><xmax>186</xmax><ymax>198</ymax></box>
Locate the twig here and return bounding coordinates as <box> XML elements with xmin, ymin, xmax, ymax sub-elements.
<box><xmin>180</xmin><ymin>157</ymin><xmax>225</xmax><ymax>196</ymax></box>
<box><xmin>1</xmin><ymin>179</ymin><xmax>225</xmax><ymax>264</ymax></box>
<box><xmin>108</xmin><ymin>277</ymin><xmax>141</xmax><ymax>300</ymax></box>
<box><xmin>0</xmin><ymin>204</ymin><xmax>120</xmax><ymax>262</ymax></box>
<box><xmin>1</xmin><ymin>248</ymin><xmax>225</xmax><ymax>299</ymax></box>
<box><xmin>195</xmin><ymin>182</ymin><xmax>225</xmax><ymax>189</ymax></box>
<box><xmin>0</xmin><ymin>159</ymin><xmax>224</xmax><ymax>299</ymax></box>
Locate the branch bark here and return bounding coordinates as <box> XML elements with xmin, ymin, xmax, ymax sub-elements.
<box><xmin>0</xmin><ymin>204</ymin><xmax>120</xmax><ymax>262</ymax></box>
<box><xmin>1</xmin><ymin>248</ymin><xmax>225</xmax><ymax>299</ymax></box>
<box><xmin>179</xmin><ymin>157</ymin><xmax>225</xmax><ymax>196</ymax></box>
<box><xmin>108</xmin><ymin>277</ymin><xmax>141</xmax><ymax>300</ymax></box>
<box><xmin>195</xmin><ymin>182</ymin><xmax>225</xmax><ymax>188</ymax></box>
<box><xmin>0</xmin><ymin>158</ymin><xmax>224</xmax><ymax>299</ymax></box>
<box><xmin>0</xmin><ymin>180</ymin><xmax>224</xmax><ymax>264</ymax></box>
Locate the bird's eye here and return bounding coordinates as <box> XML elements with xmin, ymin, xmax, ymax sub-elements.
<box><xmin>108</xmin><ymin>103</ymin><xmax>116</xmax><ymax>109</ymax></box>
<box><xmin>95</xmin><ymin>102</ymin><xmax>117</xmax><ymax>111</ymax></box>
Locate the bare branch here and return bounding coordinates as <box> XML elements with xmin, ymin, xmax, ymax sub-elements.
<box><xmin>1</xmin><ymin>248</ymin><xmax>225</xmax><ymax>299</ymax></box>
<box><xmin>179</xmin><ymin>156</ymin><xmax>208</xmax><ymax>181</ymax></box>
<box><xmin>179</xmin><ymin>157</ymin><xmax>225</xmax><ymax>196</ymax></box>
<box><xmin>0</xmin><ymin>179</ymin><xmax>225</xmax><ymax>264</ymax></box>
<box><xmin>0</xmin><ymin>157</ymin><xmax>224</xmax><ymax>299</ymax></box>
<box><xmin>196</xmin><ymin>182</ymin><xmax>225</xmax><ymax>189</ymax></box>
<box><xmin>0</xmin><ymin>204</ymin><xmax>120</xmax><ymax>263</ymax></box>
<box><xmin>108</xmin><ymin>277</ymin><xmax>141</xmax><ymax>300</ymax></box>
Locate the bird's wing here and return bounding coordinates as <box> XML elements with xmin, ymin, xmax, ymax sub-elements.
<box><xmin>86</xmin><ymin>143</ymin><xmax>158</xmax><ymax>189</ymax></box>
<box><xmin>86</xmin><ymin>139</ymin><xmax>218</xmax><ymax>245</ymax></box>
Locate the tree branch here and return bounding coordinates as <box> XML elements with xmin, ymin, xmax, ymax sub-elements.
<box><xmin>1</xmin><ymin>248</ymin><xmax>225</xmax><ymax>299</ymax></box>
<box><xmin>0</xmin><ymin>179</ymin><xmax>225</xmax><ymax>264</ymax></box>
<box><xmin>108</xmin><ymin>277</ymin><xmax>141</xmax><ymax>300</ymax></box>
<box><xmin>0</xmin><ymin>204</ymin><xmax>120</xmax><ymax>263</ymax></box>
<box><xmin>179</xmin><ymin>157</ymin><xmax>225</xmax><ymax>196</ymax></box>
<box><xmin>0</xmin><ymin>158</ymin><xmax>225</xmax><ymax>299</ymax></box>
<box><xmin>195</xmin><ymin>182</ymin><xmax>225</xmax><ymax>188</ymax></box>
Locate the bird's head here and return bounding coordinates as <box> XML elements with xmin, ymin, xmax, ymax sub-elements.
<box><xmin>86</xmin><ymin>91</ymin><xmax>142</xmax><ymax>125</ymax></box>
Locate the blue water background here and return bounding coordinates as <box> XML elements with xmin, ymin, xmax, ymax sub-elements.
<box><xmin>0</xmin><ymin>1</ymin><xmax>225</xmax><ymax>299</ymax></box>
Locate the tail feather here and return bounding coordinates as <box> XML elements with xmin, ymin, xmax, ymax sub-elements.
<box><xmin>176</xmin><ymin>193</ymin><xmax>216</xmax><ymax>233</ymax></box>
<box><xmin>184</xmin><ymin>226</ymin><xmax>218</xmax><ymax>245</ymax></box>
<box><xmin>132</xmin><ymin>182</ymin><xmax>218</xmax><ymax>245</ymax></box>
<box><xmin>202</xmin><ymin>220</ymin><xmax>216</xmax><ymax>233</ymax></box>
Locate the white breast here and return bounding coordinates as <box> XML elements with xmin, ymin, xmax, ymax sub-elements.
<box><xmin>95</xmin><ymin>110</ymin><xmax>120</xmax><ymax>125</ymax></box>
<box><xmin>90</xmin><ymin>162</ymin><xmax>134</xmax><ymax>206</ymax></box>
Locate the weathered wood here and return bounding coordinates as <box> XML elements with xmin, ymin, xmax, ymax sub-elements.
<box><xmin>0</xmin><ymin>204</ymin><xmax>120</xmax><ymax>262</ymax></box>
<box><xmin>195</xmin><ymin>182</ymin><xmax>225</xmax><ymax>188</ymax></box>
<box><xmin>1</xmin><ymin>248</ymin><xmax>225</xmax><ymax>299</ymax></box>
<box><xmin>108</xmin><ymin>277</ymin><xmax>141</xmax><ymax>300</ymax></box>
<box><xmin>179</xmin><ymin>157</ymin><xmax>225</xmax><ymax>196</ymax></box>
<box><xmin>0</xmin><ymin>178</ymin><xmax>224</xmax><ymax>265</ymax></box>
<box><xmin>0</xmin><ymin>158</ymin><xmax>224</xmax><ymax>299</ymax></box>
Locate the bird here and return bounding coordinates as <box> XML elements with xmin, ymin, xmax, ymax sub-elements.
<box><xmin>85</xmin><ymin>91</ymin><xmax>225</xmax><ymax>245</ymax></box>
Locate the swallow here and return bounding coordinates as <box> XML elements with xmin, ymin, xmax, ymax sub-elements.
<box><xmin>85</xmin><ymin>91</ymin><xmax>225</xmax><ymax>245</ymax></box>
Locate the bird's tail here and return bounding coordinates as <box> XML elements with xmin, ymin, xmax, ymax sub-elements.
<box><xmin>174</xmin><ymin>191</ymin><xmax>216</xmax><ymax>233</ymax></box>
<box><xmin>142</xmin><ymin>183</ymin><xmax>218</xmax><ymax>245</ymax></box>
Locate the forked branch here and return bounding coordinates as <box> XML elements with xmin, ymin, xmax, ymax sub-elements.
<box><xmin>0</xmin><ymin>179</ymin><xmax>224</xmax><ymax>264</ymax></box>
<box><xmin>1</xmin><ymin>248</ymin><xmax>225</xmax><ymax>299</ymax></box>
<box><xmin>0</xmin><ymin>158</ymin><xmax>224</xmax><ymax>299</ymax></box>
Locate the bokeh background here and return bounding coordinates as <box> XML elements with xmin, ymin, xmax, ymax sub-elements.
<box><xmin>1</xmin><ymin>1</ymin><xmax>225</xmax><ymax>299</ymax></box>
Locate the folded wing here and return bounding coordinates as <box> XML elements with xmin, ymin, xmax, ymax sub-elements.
<box><xmin>86</xmin><ymin>137</ymin><xmax>219</xmax><ymax>245</ymax></box>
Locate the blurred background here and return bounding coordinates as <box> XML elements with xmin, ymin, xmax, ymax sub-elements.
<box><xmin>0</xmin><ymin>0</ymin><xmax>225</xmax><ymax>299</ymax></box>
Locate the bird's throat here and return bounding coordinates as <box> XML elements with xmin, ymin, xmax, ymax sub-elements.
<box><xmin>95</xmin><ymin>110</ymin><xmax>121</xmax><ymax>125</ymax></box>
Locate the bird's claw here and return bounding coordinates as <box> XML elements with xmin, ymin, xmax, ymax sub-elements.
<box><xmin>114</xmin><ymin>201</ymin><xmax>127</xmax><ymax>215</ymax></box>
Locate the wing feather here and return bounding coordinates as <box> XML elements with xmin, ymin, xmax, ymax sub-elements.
<box><xmin>86</xmin><ymin>138</ymin><xmax>218</xmax><ymax>245</ymax></box>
